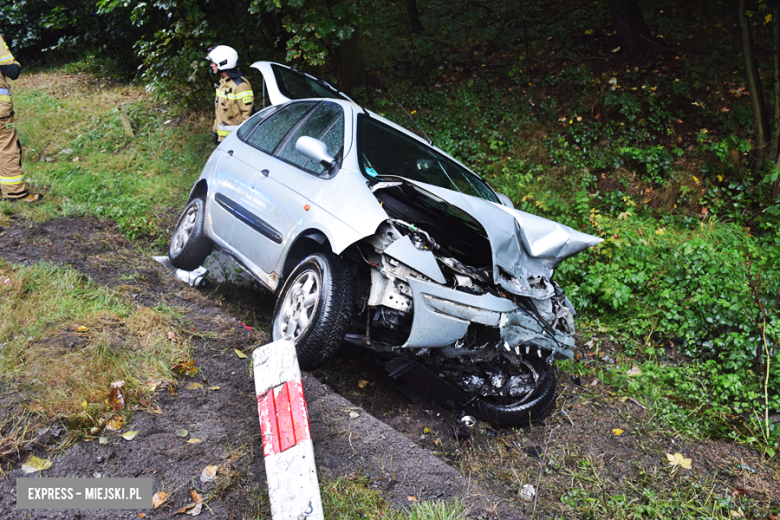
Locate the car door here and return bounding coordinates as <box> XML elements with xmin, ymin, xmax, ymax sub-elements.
<box><xmin>235</xmin><ymin>100</ymin><xmax>346</xmax><ymax>276</ymax></box>
<box><xmin>209</xmin><ymin>102</ymin><xmax>316</xmax><ymax>276</ymax></box>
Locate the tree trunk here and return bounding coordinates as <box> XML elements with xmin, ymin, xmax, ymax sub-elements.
<box><xmin>608</xmin><ymin>0</ymin><xmax>654</xmax><ymax>60</ymax></box>
<box><xmin>407</xmin><ymin>0</ymin><xmax>423</xmax><ymax>33</ymax></box>
<box><xmin>772</xmin><ymin>0</ymin><xmax>780</xmax><ymax>163</ymax></box>
<box><xmin>736</xmin><ymin>0</ymin><xmax>770</xmax><ymax>170</ymax></box>
<box><xmin>333</xmin><ymin>27</ymin><xmax>366</xmax><ymax>93</ymax></box>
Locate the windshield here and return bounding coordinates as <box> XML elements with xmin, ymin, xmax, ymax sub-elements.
<box><xmin>357</xmin><ymin>115</ymin><xmax>499</xmax><ymax>203</ymax></box>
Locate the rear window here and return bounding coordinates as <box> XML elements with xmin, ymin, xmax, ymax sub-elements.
<box><xmin>272</xmin><ymin>64</ymin><xmax>350</xmax><ymax>101</ymax></box>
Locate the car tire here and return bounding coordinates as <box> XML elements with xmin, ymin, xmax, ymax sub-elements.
<box><xmin>272</xmin><ymin>252</ymin><xmax>355</xmax><ymax>370</ymax></box>
<box><xmin>169</xmin><ymin>197</ymin><xmax>213</xmax><ymax>271</ymax></box>
<box><xmin>468</xmin><ymin>364</ymin><xmax>557</xmax><ymax>429</ymax></box>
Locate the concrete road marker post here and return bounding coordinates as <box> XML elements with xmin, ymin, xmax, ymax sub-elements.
<box><xmin>253</xmin><ymin>338</ymin><xmax>324</xmax><ymax>520</ymax></box>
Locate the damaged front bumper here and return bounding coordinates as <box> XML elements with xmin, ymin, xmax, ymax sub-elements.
<box><xmin>401</xmin><ymin>277</ymin><xmax>575</xmax><ymax>359</ymax></box>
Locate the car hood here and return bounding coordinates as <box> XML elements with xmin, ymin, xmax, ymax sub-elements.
<box><xmin>374</xmin><ymin>178</ymin><xmax>603</xmax><ymax>299</ymax></box>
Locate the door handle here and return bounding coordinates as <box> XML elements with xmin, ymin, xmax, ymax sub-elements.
<box><xmin>260</xmin><ymin>169</ymin><xmax>270</xmax><ymax>177</ymax></box>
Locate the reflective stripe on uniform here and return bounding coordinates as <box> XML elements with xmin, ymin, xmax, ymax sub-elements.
<box><xmin>215</xmin><ymin>89</ymin><xmax>254</xmax><ymax>101</ymax></box>
<box><xmin>216</xmin><ymin>129</ymin><xmax>232</xmax><ymax>137</ymax></box>
<box><xmin>217</xmin><ymin>124</ymin><xmax>240</xmax><ymax>132</ymax></box>
<box><xmin>0</xmin><ymin>95</ymin><xmax>10</xmax><ymax>103</ymax></box>
<box><xmin>0</xmin><ymin>88</ymin><xmax>9</xmax><ymax>95</ymax></box>
<box><xmin>0</xmin><ymin>174</ymin><xmax>25</xmax><ymax>185</ymax></box>
<box><xmin>0</xmin><ymin>52</ymin><xmax>13</xmax><ymax>64</ymax></box>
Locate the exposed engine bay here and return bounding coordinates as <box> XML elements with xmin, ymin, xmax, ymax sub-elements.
<box><xmin>343</xmin><ymin>182</ymin><xmax>580</xmax><ymax>409</ymax></box>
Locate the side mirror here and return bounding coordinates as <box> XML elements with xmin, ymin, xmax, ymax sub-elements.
<box><xmin>296</xmin><ymin>136</ymin><xmax>335</xmax><ymax>167</ymax></box>
<box><xmin>497</xmin><ymin>192</ymin><xmax>515</xmax><ymax>209</ymax></box>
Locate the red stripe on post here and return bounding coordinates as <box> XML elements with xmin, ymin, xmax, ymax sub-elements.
<box><xmin>257</xmin><ymin>390</ymin><xmax>280</xmax><ymax>456</ymax></box>
<box><xmin>288</xmin><ymin>379</ymin><xmax>311</xmax><ymax>446</ymax></box>
<box><xmin>257</xmin><ymin>379</ymin><xmax>311</xmax><ymax>457</ymax></box>
<box><xmin>275</xmin><ymin>381</ymin><xmax>296</xmax><ymax>452</ymax></box>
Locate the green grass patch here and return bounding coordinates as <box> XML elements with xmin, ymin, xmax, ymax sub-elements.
<box><xmin>0</xmin><ymin>259</ymin><xmax>189</xmax><ymax>435</ymax></box>
<box><xmin>320</xmin><ymin>476</ymin><xmax>468</xmax><ymax>519</ymax></box>
<box><xmin>12</xmin><ymin>71</ymin><xmax>212</xmax><ymax>245</ymax></box>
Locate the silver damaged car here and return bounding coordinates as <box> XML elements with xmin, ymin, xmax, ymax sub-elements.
<box><xmin>169</xmin><ymin>62</ymin><xmax>602</xmax><ymax>427</ymax></box>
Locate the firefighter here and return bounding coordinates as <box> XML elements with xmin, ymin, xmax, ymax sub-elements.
<box><xmin>0</xmin><ymin>34</ymin><xmax>40</xmax><ymax>202</ymax></box>
<box><xmin>206</xmin><ymin>45</ymin><xmax>253</xmax><ymax>144</ymax></box>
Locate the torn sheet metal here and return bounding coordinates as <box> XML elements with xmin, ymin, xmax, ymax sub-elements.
<box><xmin>373</xmin><ymin>178</ymin><xmax>603</xmax><ymax>299</ymax></box>
<box><xmin>499</xmin><ymin>310</ymin><xmax>575</xmax><ymax>359</ymax></box>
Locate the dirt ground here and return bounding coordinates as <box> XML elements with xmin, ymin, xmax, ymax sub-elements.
<box><xmin>0</xmin><ymin>215</ymin><xmax>778</xmax><ymax>519</ymax></box>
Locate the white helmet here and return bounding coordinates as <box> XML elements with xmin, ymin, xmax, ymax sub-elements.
<box><xmin>206</xmin><ymin>45</ymin><xmax>238</xmax><ymax>70</ymax></box>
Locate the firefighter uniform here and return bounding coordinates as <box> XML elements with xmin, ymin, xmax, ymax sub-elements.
<box><xmin>0</xmin><ymin>34</ymin><xmax>31</xmax><ymax>200</ymax></box>
<box><xmin>213</xmin><ymin>75</ymin><xmax>253</xmax><ymax>142</ymax></box>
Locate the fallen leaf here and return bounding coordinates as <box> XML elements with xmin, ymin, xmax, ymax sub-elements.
<box><xmin>666</xmin><ymin>452</ymin><xmax>692</xmax><ymax>469</ymax></box>
<box><xmin>22</xmin><ymin>455</ymin><xmax>52</xmax><ymax>474</ymax></box>
<box><xmin>176</xmin><ymin>429</ymin><xmax>189</xmax><ymax>437</ymax></box>
<box><xmin>207</xmin><ymin>386</ymin><xmax>221</xmax><ymax>391</ymax></box>
<box><xmin>152</xmin><ymin>491</ymin><xmax>168</xmax><ymax>508</ymax></box>
<box><xmin>167</xmin><ymin>331</ymin><xmax>177</xmax><ymax>343</ymax></box>
<box><xmin>357</xmin><ymin>380</ymin><xmax>369</xmax><ymax>389</ymax></box>
<box><xmin>109</xmin><ymin>380</ymin><xmax>126</xmax><ymax>410</ymax></box>
<box><xmin>200</xmin><ymin>464</ymin><xmax>219</xmax><ymax>483</ymax></box>
<box><xmin>105</xmin><ymin>415</ymin><xmax>124</xmax><ymax>431</ymax></box>
<box><xmin>147</xmin><ymin>380</ymin><xmax>161</xmax><ymax>392</ymax></box>
<box><xmin>76</xmin><ymin>326</ymin><xmax>89</xmax><ymax>332</ymax></box>
<box><xmin>423</xmin><ymin>427</ymin><xmax>432</xmax><ymax>434</ymax></box>
<box><xmin>172</xmin><ymin>360</ymin><xmax>199</xmax><ymax>377</ymax></box>
<box><xmin>148</xmin><ymin>403</ymin><xmax>163</xmax><ymax>414</ymax></box>
<box><xmin>173</xmin><ymin>489</ymin><xmax>205</xmax><ymax>516</ymax></box>
<box><xmin>187</xmin><ymin>438</ymin><xmax>201</xmax><ymax>444</ymax></box>
<box><xmin>407</xmin><ymin>495</ymin><xmax>418</xmax><ymax>502</ymax></box>
<box><xmin>613</xmin><ymin>428</ymin><xmax>624</xmax><ymax>436</ymax></box>
<box><xmin>187</xmin><ymin>382</ymin><xmax>203</xmax><ymax>390</ymax></box>
<box><xmin>99</xmin><ymin>437</ymin><xmax>109</xmax><ymax>445</ymax></box>
<box><xmin>234</xmin><ymin>349</ymin><xmax>247</xmax><ymax>359</ymax></box>
<box><xmin>626</xmin><ymin>366</ymin><xmax>642</xmax><ymax>377</ymax></box>
<box><xmin>121</xmin><ymin>430</ymin><xmax>140</xmax><ymax>441</ymax></box>
<box><xmin>590</xmin><ymin>378</ymin><xmax>599</xmax><ymax>387</ymax></box>
<box><xmin>139</xmin><ymin>514</ymin><xmax>145</xmax><ymax>518</ymax></box>
<box><xmin>349</xmin><ymin>411</ymin><xmax>360</xmax><ymax>419</ymax></box>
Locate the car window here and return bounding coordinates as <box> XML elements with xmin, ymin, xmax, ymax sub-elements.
<box><xmin>236</xmin><ymin>105</ymin><xmax>280</xmax><ymax>141</ymax></box>
<box><xmin>244</xmin><ymin>102</ymin><xmax>314</xmax><ymax>154</ymax></box>
<box><xmin>271</xmin><ymin>64</ymin><xmax>349</xmax><ymax>101</ymax></box>
<box><xmin>357</xmin><ymin>115</ymin><xmax>499</xmax><ymax>202</ymax></box>
<box><xmin>277</xmin><ymin>102</ymin><xmax>344</xmax><ymax>175</ymax></box>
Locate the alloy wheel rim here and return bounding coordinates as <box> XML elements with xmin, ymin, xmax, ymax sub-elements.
<box><xmin>172</xmin><ymin>205</ymin><xmax>199</xmax><ymax>255</ymax></box>
<box><xmin>277</xmin><ymin>269</ymin><xmax>321</xmax><ymax>340</ymax></box>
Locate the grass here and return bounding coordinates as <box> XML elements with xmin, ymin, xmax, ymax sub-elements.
<box><xmin>0</xmin><ymin>260</ymin><xmax>189</xmax><ymax>444</ymax></box>
<box><xmin>10</xmin><ymin>70</ymin><xmax>212</xmax><ymax>245</ymax></box>
<box><xmin>320</xmin><ymin>476</ymin><xmax>468</xmax><ymax>520</ymax></box>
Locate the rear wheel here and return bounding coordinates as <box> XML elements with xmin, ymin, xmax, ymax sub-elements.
<box><xmin>272</xmin><ymin>252</ymin><xmax>355</xmax><ymax>370</ymax></box>
<box><xmin>169</xmin><ymin>197</ymin><xmax>212</xmax><ymax>271</ymax></box>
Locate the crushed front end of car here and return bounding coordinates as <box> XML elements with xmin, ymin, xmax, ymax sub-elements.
<box><xmin>344</xmin><ymin>178</ymin><xmax>602</xmax><ymax>428</ymax></box>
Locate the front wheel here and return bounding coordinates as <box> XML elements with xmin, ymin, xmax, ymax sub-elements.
<box><xmin>467</xmin><ymin>364</ymin><xmax>557</xmax><ymax>429</ymax></box>
<box><xmin>169</xmin><ymin>197</ymin><xmax>212</xmax><ymax>271</ymax></box>
<box><xmin>272</xmin><ymin>252</ymin><xmax>355</xmax><ymax>370</ymax></box>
